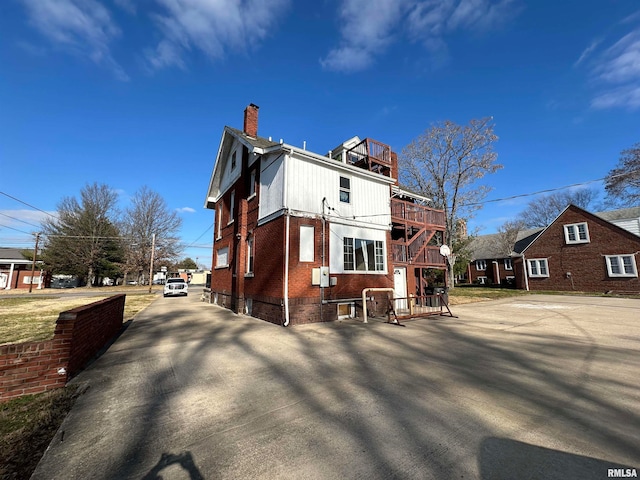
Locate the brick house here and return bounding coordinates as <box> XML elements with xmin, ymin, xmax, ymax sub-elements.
<box><xmin>0</xmin><ymin>247</ymin><xmax>49</xmax><ymax>290</ymax></box>
<box><xmin>204</xmin><ymin>104</ymin><xmax>447</xmax><ymax>326</ymax></box>
<box><xmin>514</xmin><ymin>204</ymin><xmax>640</xmax><ymax>293</ymax></box>
<box><xmin>467</xmin><ymin>229</ymin><xmax>542</xmax><ymax>286</ymax></box>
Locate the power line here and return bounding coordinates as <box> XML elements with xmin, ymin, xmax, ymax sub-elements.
<box><xmin>0</xmin><ymin>223</ymin><xmax>35</xmax><ymax>235</ymax></box>
<box><xmin>462</xmin><ymin>169</ymin><xmax>640</xmax><ymax>208</ymax></box>
<box><xmin>185</xmin><ymin>224</ymin><xmax>213</xmax><ymax>248</ymax></box>
<box><xmin>0</xmin><ymin>191</ymin><xmax>57</xmax><ymax>218</ymax></box>
<box><xmin>0</xmin><ymin>212</ymin><xmax>41</xmax><ymax>228</ymax></box>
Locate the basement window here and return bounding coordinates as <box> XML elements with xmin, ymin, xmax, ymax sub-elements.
<box><xmin>337</xmin><ymin>303</ymin><xmax>355</xmax><ymax>319</ymax></box>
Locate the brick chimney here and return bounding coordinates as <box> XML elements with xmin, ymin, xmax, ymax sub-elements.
<box><xmin>243</xmin><ymin>103</ymin><xmax>259</xmax><ymax>137</ymax></box>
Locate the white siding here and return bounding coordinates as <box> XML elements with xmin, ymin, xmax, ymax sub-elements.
<box><xmin>611</xmin><ymin>219</ymin><xmax>640</xmax><ymax>236</ymax></box>
<box><xmin>219</xmin><ymin>141</ymin><xmax>242</xmax><ymax>197</ymax></box>
<box><xmin>329</xmin><ymin>223</ymin><xmax>388</xmax><ymax>274</ymax></box>
<box><xmin>287</xmin><ymin>153</ymin><xmax>391</xmax><ymax>228</ymax></box>
<box><xmin>258</xmin><ymin>154</ymin><xmax>285</xmax><ymax>220</ymax></box>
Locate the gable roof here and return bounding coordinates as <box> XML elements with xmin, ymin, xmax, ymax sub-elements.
<box><xmin>469</xmin><ymin>228</ymin><xmax>543</xmax><ymax>260</ymax></box>
<box><xmin>521</xmin><ymin>203</ymin><xmax>640</xmax><ymax>255</ymax></box>
<box><xmin>593</xmin><ymin>206</ymin><xmax>640</xmax><ymax>222</ymax></box>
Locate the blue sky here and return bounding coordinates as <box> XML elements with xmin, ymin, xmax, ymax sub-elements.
<box><xmin>1</xmin><ymin>0</ymin><xmax>639</xmax><ymax>269</ymax></box>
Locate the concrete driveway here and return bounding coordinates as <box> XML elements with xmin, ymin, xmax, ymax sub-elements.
<box><xmin>32</xmin><ymin>292</ymin><xmax>640</xmax><ymax>479</ymax></box>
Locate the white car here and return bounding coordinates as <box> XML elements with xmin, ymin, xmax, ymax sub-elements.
<box><xmin>163</xmin><ymin>278</ymin><xmax>188</xmax><ymax>297</ymax></box>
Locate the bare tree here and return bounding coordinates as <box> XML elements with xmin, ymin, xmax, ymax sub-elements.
<box><xmin>400</xmin><ymin>117</ymin><xmax>502</xmax><ymax>288</ymax></box>
<box><xmin>121</xmin><ymin>186</ymin><xmax>183</xmax><ymax>283</ymax></box>
<box><xmin>605</xmin><ymin>143</ymin><xmax>640</xmax><ymax>206</ymax></box>
<box><xmin>497</xmin><ymin>220</ymin><xmax>525</xmax><ymax>256</ymax></box>
<box><xmin>41</xmin><ymin>183</ymin><xmax>122</xmax><ymax>286</ymax></box>
<box><xmin>519</xmin><ymin>189</ymin><xmax>599</xmax><ymax>228</ymax></box>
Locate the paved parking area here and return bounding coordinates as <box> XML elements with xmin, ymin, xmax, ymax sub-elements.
<box><xmin>32</xmin><ymin>292</ymin><xmax>640</xmax><ymax>479</ymax></box>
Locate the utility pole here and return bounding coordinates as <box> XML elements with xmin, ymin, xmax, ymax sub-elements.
<box><xmin>148</xmin><ymin>233</ymin><xmax>156</xmax><ymax>294</ymax></box>
<box><xmin>29</xmin><ymin>232</ymin><xmax>40</xmax><ymax>293</ymax></box>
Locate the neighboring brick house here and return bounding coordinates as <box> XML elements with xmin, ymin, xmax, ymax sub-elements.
<box><xmin>466</xmin><ymin>229</ymin><xmax>542</xmax><ymax>286</ymax></box>
<box><xmin>0</xmin><ymin>247</ymin><xmax>49</xmax><ymax>290</ymax></box>
<box><xmin>204</xmin><ymin>104</ymin><xmax>447</xmax><ymax>326</ymax></box>
<box><xmin>514</xmin><ymin>204</ymin><xmax>640</xmax><ymax>293</ymax></box>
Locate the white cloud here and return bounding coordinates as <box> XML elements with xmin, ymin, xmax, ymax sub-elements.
<box><xmin>574</xmin><ymin>38</ymin><xmax>602</xmax><ymax>66</ymax></box>
<box><xmin>113</xmin><ymin>0</ymin><xmax>136</xmax><ymax>15</ymax></box>
<box><xmin>582</xmin><ymin>19</ymin><xmax>640</xmax><ymax>111</ymax></box>
<box><xmin>176</xmin><ymin>207</ymin><xmax>196</xmax><ymax>214</ymax></box>
<box><xmin>595</xmin><ymin>30</ymin><xmax>640</xmax><ymax>84</ymax></box>
<box><xmin>19</xmin><ymin>0</ymin><xmax>129</xmax><ymax>81</ymax></box>
<box><xmin>145</xmin><ymin>0</ymin><xmax>290</xmax><ymax>71</ymax></box>
<box><xmin>322</xmin><ymin>0</ymin><xmax>520</xmax><ymax>73</ymax></box>
<box><xmin>591</xmin><ymin>85</ymin><xmax>640</xmax><ymax>110</ymax></box>
<box><xmin>0</xmin><ymin>209</ymin><xmax>55</xmax><ymax>230</ymax></box>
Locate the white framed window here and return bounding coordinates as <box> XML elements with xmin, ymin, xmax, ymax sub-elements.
<box><xmin>343</xmin><ymin>237</ymin><xmax>384</xmax><ymax>272</ymax></box>
<box><xmin>475</xmin><ymin>260</ymin><xmax>487</xmax><ymax>271</ymax></box>
<box><xmin>248</xmin><ymin>169</ymin><xmax>256</xmax><ymax>198</ymax></box>
<box><xmin>605</xmin><ymin>255</ymin><xmax>638</xmax><ymax>277</ymax></box>
<box><xmin>246</xmin><ymin>236</ymin><xmax>254</xmax><ymax>274</ymax></box>
<box><xmin>228</xmin><ymin>190</ymin><xmax>235</xmax><ymax>224</ymax></box>
<box><xmin>564</xmin><ymin>222</ymin><xmax>590</xmax><ymax>244</ymax></box>
<box><xmin>216</xmin><ymin>204</ymin><xmax>222</xmax><ymax>239</ymax></box>
<box><xmin>231</xmin><ymin>151</ymin><xmax>237</xmax><ymax>170</ymax></box>
<box><xmin>504</xmin><ymin>258</ymin><xmax>513</xmax><ymax>270</ymax></box>
<box><xmin>528</xmin><ymin>258</ymin><xmax>549</xmax><ymax>278</ymax></box>
<box><xmin>477</xmin><ymin>276</ymin><xmax>487</xmax><ymax>284</ymax></box>
<box><xmin>339</xmin><ymin>176</ymin><xmax>351</xmax><ymax>203</ymax></box>
<box><xmin>299</xmin><ymin>225</ymin><xmax>314</xmax><ymax>262</ymax></box>
<box><xmin>23</xmin><ymin>276</ymin><xmax>41</xmax><ymax>285</ymax></box>
<box><xmin>216</xmin><ymin>246</ymin><xmax>229</xmax><ymax>268</ymax></box>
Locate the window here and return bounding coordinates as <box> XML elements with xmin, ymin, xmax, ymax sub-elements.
<box><xmin>528</xmin><ymin>259</ymin><xmax>549</xmax><ymax>278</ymax></box>
<box><xmin>246</xmin><ymin>236</ymin><xmax>254</xmax><ymax>274</ymax></box>
<box><xmin>248</xmin><ymin>169</ymin><xmax>256</xmax><ymax>198</ymax></box>
<box><xmin>299</xmin><ymin>225</ymin><xmax>314</xmax><ymax>262</ymax></box>
<box><xmin>605</xmin><ymin>255</ymin><xmax>638</xmax><ymax>277</ymax></box>
<box><xmin>228</xmin><ymin>190</ymin><xmax>235</xmax><ymax>223</ymax></box>
<box><xmin>231</xmin><ymin>151</ymin><xmax>237</xmax><ymax>170</ymax></box>
<box><xmin>339</xmin><ymin>176</ymin><xmax>350</xmax><ymax>203</ymax></box>
<box><xmin>564</xmin><ymin>222</ymin><xmax>590</xmax><ymax>244</ymax></box>
<box><xmin>23</xmin><ymin>276</ymin><xmax>41</xmax><ymax>284</ymax></box>
<box><xmin>475</xmin><ymin>260</ymin><xmax>487</xmax><ymax>271</ymax></box>
<box><xmin>343</xmin><ymin>237</ymin><xmax>384</xmax><ymax>272</ymax></box>
<box><xmin>337</xmin><ymin>303</ymin><xmax>355</xmax><ymax>319</ymax></box>
<box><xmin>216</xmin><ymin>204</ymin><xmax>222</xmax><ymax>239</ymax></box>
<box><xmin>477</xmin><ymin>276</ymin><xmax>487</xmax><ymax>285</ymax></box>
<box><xmin>504</xmin><ymin>258</ymin><xmax>513</xmax><ymax>270</ymax></box>
<box><xmin>216</xmin><ymin>246</ymin><xmax>229</xmax><ymax>268</ymax></box>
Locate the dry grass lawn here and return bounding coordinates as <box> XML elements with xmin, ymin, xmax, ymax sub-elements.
<box><xmin>0</xmin><ymin>293</ymin><xmax>159</xmax><ymax>346</ymax></box>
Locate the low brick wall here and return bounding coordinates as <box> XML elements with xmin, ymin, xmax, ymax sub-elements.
<box><xmin>0</xmin><ymin>294</ymin><xmax>126</xmax><ymax>403</ymax></box>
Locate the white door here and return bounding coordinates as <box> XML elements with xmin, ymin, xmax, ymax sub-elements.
<box><xmin>0</xmin><ymin>273</ymin><xmax>7</xmax><ymax>289</ymax></box>
<box><xmin>393</xmin><ymin>267</ymin><xmax>407</xmax><ymax>312</ymax></box>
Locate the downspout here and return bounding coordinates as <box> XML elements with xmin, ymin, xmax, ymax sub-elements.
<box><xmin>493</xmin><ymin>260</ymin><xmax>500</xmax><ymax>285</ymax></box>
<box><xmin>6</xmin><ymin>262</ymin><xmax>15</xmax><ymax>290</ymax></box>
<box><xmin>282</xmin><ymin>149</ymin><xmax>292</xmax><ymax>327</ymax></box>
<box><xmin>521</xmin><ymin>254</ymin><xmax>530</xmax><ymax>291</ymax></box>
<box><xmin>321</xmin><ymin>197</ymin><xmax>326</xmax><ymax>322</ymax></box>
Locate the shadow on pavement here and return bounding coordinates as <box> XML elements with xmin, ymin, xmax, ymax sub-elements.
<box><xmin>479</xmin><ymin>437</ymin><xmax>637</xmax><ymax>480</ymax></box>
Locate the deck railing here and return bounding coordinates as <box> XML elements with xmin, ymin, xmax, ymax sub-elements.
<box><xmin>391</xmin><ymin>198</ymin><xmax>446</xmax><ymax>226</ymax></box>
